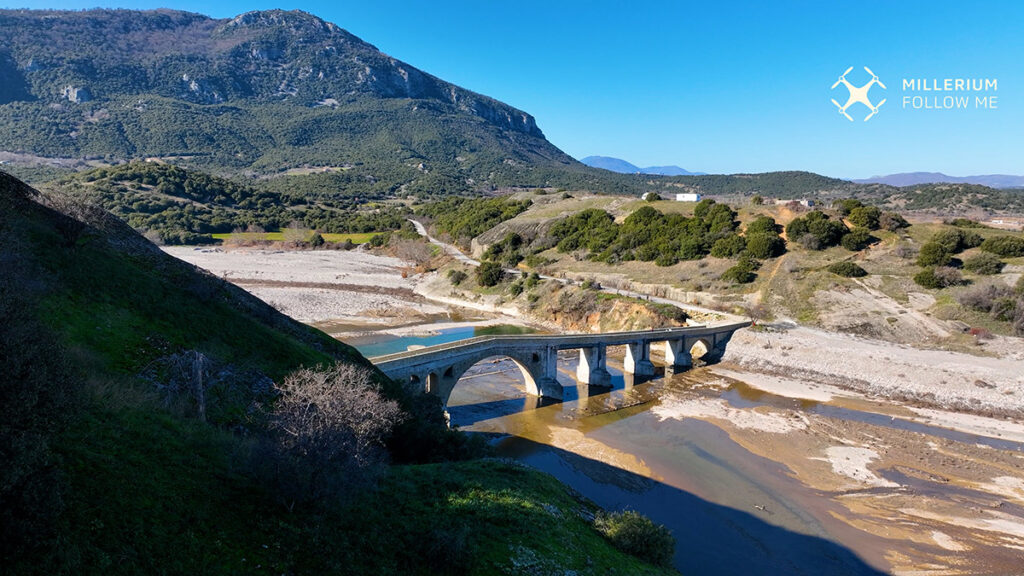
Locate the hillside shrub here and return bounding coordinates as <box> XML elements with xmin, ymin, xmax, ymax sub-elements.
<box><xmin>475</xmin><ymin>261</ymin><xmax>504</xmax><ymax>287</ymax></box>
<box><xmin>786</xmin><ymin>211</ymin><xmax>847</xmax><ymax>249</ymax></box>
<box><xmin>745</xmin><ymin>215</ymin><xmax>780</xmax><ymax>236</ymax></box>
<box><xmin>594</xmin><ymin>511</ymin><xmax>675</xmax><ymax>568</ymax></box>
<box><xmin>962</xmin><ymin>252</ymin><xmax>1005</xmax><ymax>275</ymax></box>
<box><xmin>981</xmin><ymin>235</ymin><xmax>1024</xmax><ymax>257</ymax></box>
<box><xmin>710</xmin><ymin>234</ymin><xmax>746</xmax><ymax>258</ymax></box>
<box><xmin>827</xmin><ymin>261</ymin><xmax>867</xmax><ymax>277</ymax></box>
<box><xmin>447</xmin><ymin>269</ymin><xmax>468</xmax><ymax>286</ymax></box>
<box><xmin>745</xmin><ymin>233</ymin><xmax>786</xmax><ymax>259</ymax></box>
<box><xmin>932</xmin><ymin>228</ymin><xmax>983</xmax><ymax>253</ymax></box>
<box><xmin>847</xmin><ymin>206</ymin><xmax>881</xmax><ymax>230</ymax></box>
<box><xmin>916</xmin><ymin>242</ymin><xmax>952</xmax><ymax>267</ymax></box>
<box><xmin>958</xmin><ymin>284</ymin><xmax>1013</xmax><ymax>312</ymax></box>
<box><xmin>721</xmin><ymin>257</ymin><xmax>759</xmax><ymax>284</ymax></box>
<box><xmin>914</xmin><ymin>266</ymin><xmax>962</xmax><ymax>289</ymax></box>
<box><xmin>840</xmin><ymin>227</ymin><xmax>874</xmax><ymax>251</ymax></box>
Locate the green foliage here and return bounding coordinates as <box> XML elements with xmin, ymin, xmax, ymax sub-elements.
<box><xmin>847</xmin><ymin>206</ymin><xmax>881</xmax><ymax>230</ymax></box>
<box><xmin>710</xmin><ymin>234</ymin><xmax>747</xmax><ymax>258</ymax></box>
<box><xmin>840</xmin><ymin>227</ymin><xmax>875</xmax><ymax>251</ymax></box>
<box><xmin>751</xmin><ymin>195</ymin><xmax>764</xmax><ymax>205</ymax></box>
<box><xmin>914</xmin><ymin>266</ymin><xmax>963</xmax><ymax>289</ymax></box>
<box><xmin>447</xmin><ymin>269</ymin><xmax>468</xmax><ymax>286</ymax></box>
<box><xmin>744</xmin><ymin>233</ymin><xmax>786</xmax><ymax>259</ymax></box>
<box><xmin>745</xmin><ymin>215</ymin><xmax>780</xmax><ymax>236</ymax></box>
<box><xmin>827</xmin><ymin>261</ymin><xmax>868</xmax><ymax>278</ymax></box>
<box><xmin>963</xmin><ymin>253</ymin><xmax>1005</xmax><ymax>275</ymax></box>
<box><xmin>834</xmin><ymin>198</ymin><xmax>864</xmax><ymax>217</ymax></box>
<box><xmin>786</xmin><ymin>211</ymin><xmax>848</xmax><ymax>250</ymax></box>
<box><xmin>1017</xmin><ymin>275</ymin><xmax>1024</xmax><ymax>296</ymax></box>
<box><xmin>475</xmin><ymin>261</ymin><xmax>504</xmax><ymax>287</ymax></box>
<box><xmin>418</xmin><ymin>197</ymin><xmax>532</xmax><ymax>244</ymax></box>
<box><xmin>482</xmin><ymin>232</ymin><xmax>525</xmax><ymax>267</ymax></box>
<box><xmin>916</xmin><ymin>242</ymin><xmax>952</xmax><ymax>267</ymax></box>
<box><xmin>947</xmin><ymin>218</ymin><xmax>988</xmax><ymax>228</ymax></box>
<box><xmin>931</xmin><ymin>228</ymin><xmax>982</xmax><ymax>254</ymax></box>
<box><xmin>981</xmin><ymin>235</ymin><xmax>1024</xmax><ymax>257</ymax></box>
<box><xmin>893</xmin><ymin>183</ymin><xmax>1024</xmax><ymax>213</ymax></box>
<box><xmin>507</xmin><ymin>281</ymin><xmax>524</xmax><ymax>297</ymax></box>
<box><xmin>551</xmin><ymin>201</ymin><xmax>741</xmax><ymax>264</ymax></box>
<box><xmin>593</xmin><ymin>510</ymin><xmax>675</xmax><ymax>568</ymax></box>
<box><xmin>721</xmin><ymin>256</ymin><xmax>759</xmax><ymax>284</ymax></box>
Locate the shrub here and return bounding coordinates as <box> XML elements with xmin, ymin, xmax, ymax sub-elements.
<box><xmin>959</xmin><ymin>284</ymin><xmax>1013</xmax><ymax>312</ymax></box>
<box><xmin>447</xmin><ymin>269</ymin><xmax>468</xmax><ymax>286</ymax></box>
<box><xmin>745</xmin><ymin>215</ymin><xmax>780</xmax><ymax>236</ymax></box>
<box><xmin>309</xmin><ymin>232</ymin><xmax>325</xmax><ymax>247</ymax></box>
<box><xmin>262</xmin><ymin>364</ymin><xmax>403</xmax><ymax>510</ymax></box>
<box><xmin>880</xmin><ymin>212</ymin><xmax>910</xmax><ymax>231</ymax></box>
<box><xmin>798</xmin><ymin>233</ymin><xmax>820</xmax><ymax>250</ymax></box>
<box><xmin>1017</xmin><ymin>274</ymin><xmax>1024</xmax><ymax>295</ymax></box>
<box><xmin>751</xmin><ymin>195</ymin><xmax>764</xmax><ymax>205</ymax></box>
<box><xmin>963</xmin><ymin>252</ymin><xmax>1005</xmax><ymax>275</ymax></box>
<box><xmin>847</xmin><ymin>206</ymin><xmax>882</xmax><ymax>230</ymax></box>
<box><xmin>932</xmin><ymin>229</ymin><xmax>982</xmax><ymax>253</ymax></box>
<box><xmin>368</xmin><ymin>233</ymin><xmax>388</xmax><ymax>248</ymax></box>
<box><xmin>840</xmin><ymin>227</ymin><xmax>874</xmax><ymax>251</ymax></box>
<box><xmin>827</xmin><ymin>261</ymin><xmax>868</xmax><ymax>277</ymax></box>
<box><xmin>744</xmin><ymin>233</ymin><xmax>786</xmax><ymax>259</ymax></box>
<box><xmin>710</xmin><ymin>234</ymin><xmax>746</xmax><ymax>258</ymax></box>
<box><xmin>834</xmin><ymin>198</ymin><xmax>864</xmax><ymax>217</ymax></box>
<box><xmin>654</xmin><ymin>253</ymin><xmax>678</xmax><ymax>267</ymax></box>
<box><xmin>786</xmin><ymin>211</ymin><xmax>847</xmax><ymax>249</ymax></box>
<box><xmin>721</xmin><ymin>257</ymin><xmax>759</xmax><ymax>284</ymax></box>
<box><xmin>475</xmin><ymin>261</ymin><xmax>504</xmax><ymax>287</ymax></box>
<box><xmin>981</xmin><ymin>235</ymin><xmax>1024</xmax><ymax>257</ymax></box>
<box><xmin>948</xmin><ymin>218</ymin><xmax>987</xmax><ymax>228</ymax></box>
<box><xmin>594</xmin><ymin>511</ymin><xmax>675</xmax><ymax>568</ymax></box>
<box><xmin>916</xmin><ymin>242</ymin><xmax>952</xmax><ymax>267</ymax></box>
<box><xmin>915</xmin><ymin>266</ymin><xmax>963</xmax><ymax>288</ymax></box>
<box><xmin>508</xmin><ymin>281</ymin><xmax>524</xmax><ymax>297</ymax></box>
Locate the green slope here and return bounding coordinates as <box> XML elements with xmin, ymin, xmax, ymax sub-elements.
<box><xmin>0</xmin><ymin>170</ymin><xmax>678</xmax><ymax>575</ymax></box>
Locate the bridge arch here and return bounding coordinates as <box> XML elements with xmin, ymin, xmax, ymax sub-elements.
<box><xmin>432</xmin><ymin>349</ymin><xmax>561</xmax><ymax>409</ymax></box>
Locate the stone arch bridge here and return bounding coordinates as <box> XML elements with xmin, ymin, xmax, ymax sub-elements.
<box><xmin>371</xmin><ymin>321</ymin><xmax>750</xmax><ymax>409</ymax></box>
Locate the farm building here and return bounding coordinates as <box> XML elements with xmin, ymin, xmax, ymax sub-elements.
<box><xmin>675</xmin><ymin>193</ymin><xmax>702</xmax><ymax>202</ymax></box>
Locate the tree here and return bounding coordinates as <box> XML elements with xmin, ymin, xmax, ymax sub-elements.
<box><xmin>916</xmin><ymin>242</ymin><xmax>952</xmax><ymax>267</ymax></box>
<box><xmin>840</xmin><ymin>227</ymin><xmax>874</xmax><ymax>251</ymax></box>
<box><xmin>710</xmin><ymin>234</ymin><xmax>746</xmax><ymax>258</ymax></box>
<box><xmin>847</xmin><ymin>206</ymin><xmax>881</xmax><ymax>230</ymax></box>
<box><xmin>475</xmin><ymin>261</ymin><xmax>504</xmax><ymax>287</ymax></box>
<box><xmin>827</xmin><ymin>261</ymin><xmax>867</xmax><ymax>277</ymax></box>
<box><xmin>745</xmin><ymin>233</ymin><xmax>785</xmax><ymax>259</ymax></box>
<box><xmin>745</xmin><ymin>215</ymin><xmax>780</xmax><ymax>236</ymax></box>
<box><xmin>981</xmin><ymin>235</ymin><xmax>1024</xmax><ymax>257</ymax></box>
<box><xmin>963</xmin><ymin>253</ymin><xmax>1004</xmax><ymax>275</ymax></box>
<box><xmin>880</xmin><ymin>212</ymin><xmax>909</xmax><ymax>231</ymax></box>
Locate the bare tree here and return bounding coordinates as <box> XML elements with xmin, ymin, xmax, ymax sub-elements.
<box><xmin>282</xmin><ymin>221</ymin><xmax>308</xmax><ymax>245</ymax></box>
<box><xmin>264</xmin><ymin>363</ymin><xmax>404</xmax><ymax>510</ymax></box>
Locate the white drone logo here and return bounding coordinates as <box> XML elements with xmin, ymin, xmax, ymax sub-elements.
<box><xmin>830</xmin><ymin>66</ymin><xmax>886</xmax><ymax>122</ymax></box>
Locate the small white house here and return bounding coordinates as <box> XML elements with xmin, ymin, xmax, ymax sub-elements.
<box><xmin>675</xmin><ymin>193</ymin><xmax>702</xmax><ymax>202</ymax></box>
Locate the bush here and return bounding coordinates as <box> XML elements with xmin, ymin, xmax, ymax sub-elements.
<box><xmin>745</xmin><ymin>215</ymin><xmax>779</xmax><ymax>236</ymax></box>
<box><xmin>916</xmin><ymin>242</ymin><xmax>952</xmax><ymax>267</ymax></box>
<box><xmin>261</xmin><ymin>364</ymin><xmax>403</xmax><ymax>510</ymax></box>
<box><xmin>751</xmin><ymin>195</ymin><xmax>764</xmax><ymax>205</ymax></box>
<box><xmin>475</xmin><ymin>261</ymin><xmax>504</xmax><ymax>287</ymax></box>
<box><xmin>508</xmin><ymin>281</ymin><xmax>524</xmax><ymax>297</ymax></box>
<box><xmin>915</xmin><ymin>266</ymin><xmax>962</xmax><ymax>288</ymax></box>
<box><xmin>981</xmin><ymin>235</ymin><xmax>1024</xmax><ymax>257</ymax></box>
<box><xmin>958</xmin><ymin>283</ymin><xmax>1013</xmax><ymax>312</ymax></box>
<box><xmin>744</xmin><ymin>233</ymin><xmax>785</xmax><ymax>259</ymax></box>
<box><xmin>827</xmin><ymin>261</ymin><xmax>867</xmax><ymax>277</ymax></box>
<box><xmin>932</xmin><ymin>228</ymin><xmax>982</xmax><ymax>253</ymax></box>
<box><xmin>963</xmin><ymin>252</ymin><xmax>1005</xmax><ymax>275</ymax></box>
<box><xmin>948</xmin><ymin>218</ymin><xmax>987</xmax><ymax>228</ymax></box>
<box><xmin>1017</xmin><ymin>275</ymin><xmax>1024</xmax><ymax>295</ymax></box>
<box><xmin>710</xmin><ymin>234</ymin><xmax>746</xmax><ymax>258</ymax></box>
<box><xmin>834</xmin><ymin>198</ymin><xmax>864</xmax><ymax>217</ymax></box>
<box><xmin>840</xmin><ymin>227</ymin><xmax>874</xmax><ymax>251</ymax></box>
<box><xmin>594</xmin><ymin>511</ymin><xmax>675</xmax><ymax>568</ymax></box>
<box><xmin>786</xmin><ymin>211</ymin><xmax>847</xmax><ymax>249</ymax></box>
<box><xmin>880</xmin><ymin>212</ymin><xmax>910</xmax><ymax>231</ymax></box>
<box><xmin>447</xmin><ymin>269</ymin><xmax>468</xmax><ymax>286</ymax></box>
<box><xmin>847</xmin><ymin>206</ymin><xmax>881</xmax><ymax>230</ymax></box>
<box><xmin>721</xmin><ymin>257</ymin><xmax>759</xmax><ymax>284</ymax></box>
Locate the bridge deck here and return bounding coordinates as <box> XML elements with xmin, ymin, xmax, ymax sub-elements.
<box><xmin>369</xmin><ymin>320</ymin><xmax>751</xmax><ymax>364</ymax></box>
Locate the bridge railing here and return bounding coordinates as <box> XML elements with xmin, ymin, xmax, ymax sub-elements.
<box><xmin>369</xmin><ymin>321</ymin><xmax>750</xmax><ymax>364</ymax></box>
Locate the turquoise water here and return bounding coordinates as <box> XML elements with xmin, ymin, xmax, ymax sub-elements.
<box><xmin>347</xmin><ymin>324</ymin><xmax>535</xmax><ymax>357</ymax></box>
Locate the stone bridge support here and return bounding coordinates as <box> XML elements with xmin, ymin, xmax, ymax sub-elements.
<box><xmin>623</xmin><ymin>341</ymin><xmax>655</xmax><ymax>376</ymax></box>
<box><xmin>664</xmin><ymin>339</ymin><xmax>692</xmax><ymax>374</ymax></box>
<box><xmin>576</xmin><ymin>344</ymin><xmax>612</xmax><ymax>387</ymax></box>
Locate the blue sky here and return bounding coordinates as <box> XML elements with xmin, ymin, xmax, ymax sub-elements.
<box><xmin>4</xmin><ymin>0</ymin><xmax>1023</xmax><ymax>177</ymax></box>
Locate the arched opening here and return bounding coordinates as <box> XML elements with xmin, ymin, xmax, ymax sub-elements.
<box><xmin>445</xmin><ymin>354</ymin><xmax>551</xmax><ymax>428</ymax></box>
<box><xmin>443</xmin><ymin>366</ymin><xmax>454</xmax><ymax>378</ymax></box>
<box><xmin>425</xmin><ymin>372</ymin><xmax>439</xmax><ymax>394</ymax></box>
<box><xmin>690</xmin><ymin>340</ymin><xmax>709</xmax><ymax>365</ymax></box>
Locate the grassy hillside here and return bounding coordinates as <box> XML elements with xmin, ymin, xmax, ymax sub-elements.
<box><xmin>0</xmin><ymin>170</ymin><xmax>678</xmax><ymax>575</ymax></box>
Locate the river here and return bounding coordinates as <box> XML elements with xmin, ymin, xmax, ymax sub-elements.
<box><xmin>348</xmin><ymin>326</ymin><xmax>1024</xmax><ymax>575</ymax></box>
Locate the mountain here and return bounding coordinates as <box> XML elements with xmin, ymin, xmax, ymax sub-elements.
<box><xmin>581</xmin><ymin>155</ymin><xmax>703</xmax><ymax>175</ymax></box>
<box><xmin>854</xmin><ymin>172</ymin><xmax>1024</xmax><ymax>189</ymax></box>
<box><xmin>0</xmin><ymin>8</ymin><xmax>606</xmax><ymax>194</ymax></box>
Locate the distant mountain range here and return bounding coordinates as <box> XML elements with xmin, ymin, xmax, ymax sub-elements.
<box><xmin>854</xmin><ymin>172</ymin><xmax>1024</xmax><ymax>189</ymax></box>
<box><xmin>580</xmin><ymin>156</ymin><xmax>704</xmax><ymax>176</ymax></box>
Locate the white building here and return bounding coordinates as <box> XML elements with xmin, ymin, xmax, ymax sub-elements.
<box><xmin>675</xmin><ymin>193</ymin><xmax>702</xmax><ymax>202</ymax></box>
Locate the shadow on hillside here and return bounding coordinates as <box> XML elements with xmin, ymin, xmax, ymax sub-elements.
<box><xmin>483</xmin><ymin>436</ymin><xmax>887</xmax><ymax>576</ymax></box>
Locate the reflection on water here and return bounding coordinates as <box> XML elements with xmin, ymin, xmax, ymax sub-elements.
<box><xmin>345</xmin><ymin>324</ymin><xmax>536</xmax><ymax>357</ymax></box>
<box><xmin>447</xmin><ymin>356</ymin><xmax>886</xmax><ymax>575</ymax></box>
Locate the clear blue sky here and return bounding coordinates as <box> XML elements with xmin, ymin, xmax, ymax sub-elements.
<box><xmin>4</xmin><ymin>0</ymin><xmax>1023</xmax><ymax>177</ymax></box>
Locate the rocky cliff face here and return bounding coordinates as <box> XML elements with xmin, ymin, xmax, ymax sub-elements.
<box><xmin>0</xmin><ymin>8</ymin><xmax>544</xmax><ymax>138</ymax></box>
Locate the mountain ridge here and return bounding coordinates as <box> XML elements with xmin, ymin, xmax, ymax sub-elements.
<box><xmin>854</xmin><ymin>172</ymin><xmax>1024</xmax><ymax>188</ymax></box>
<box><xmin>581</xmin><ymin>155</ymin><xmax>704</xmax><ymax>175</ymax></box>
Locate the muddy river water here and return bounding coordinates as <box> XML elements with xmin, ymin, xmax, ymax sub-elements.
<box><xmin>351</xmin><ymin>330</ymin><xmax>1024</xmax><ymax>575</ymax></box>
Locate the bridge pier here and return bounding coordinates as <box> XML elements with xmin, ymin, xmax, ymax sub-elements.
<box><xmin>664</xmin><ymin>339</ymin><xmax>692</xmax><ymax>374</ymax></box>
<box><xmin>576</xmin><ymin>344</ymin><xmax>612</xmax><ymax>387</ymax></box>
<box><xmin>623</xmin><ymin>341</ymin><xmax>655</xmax><ymax>376</ymax></box>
